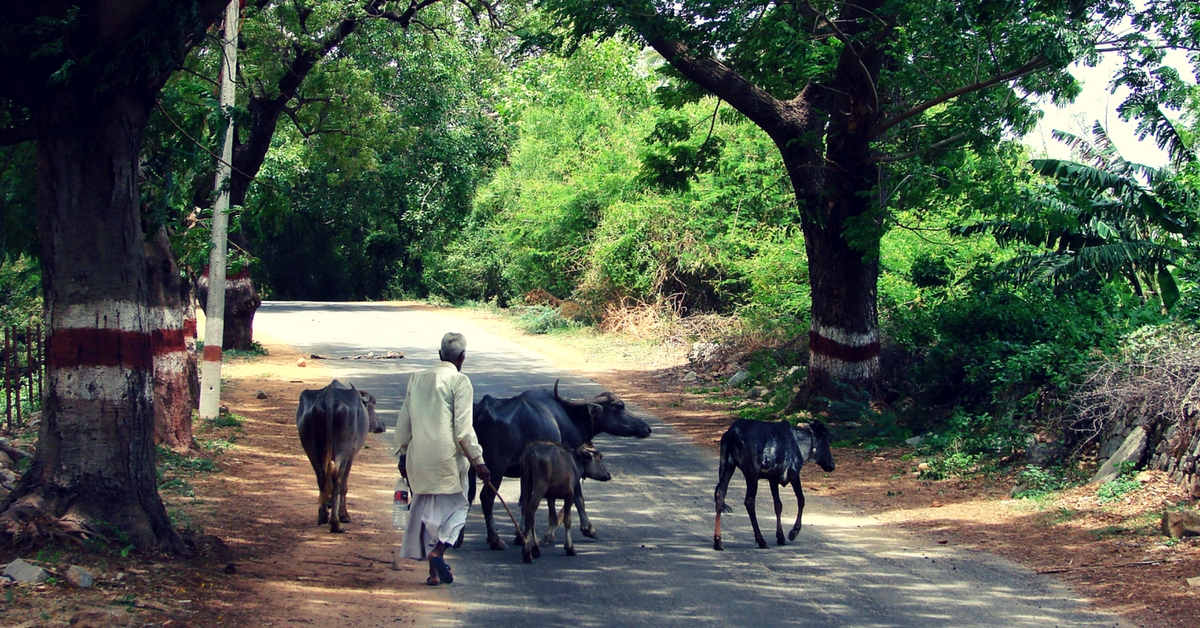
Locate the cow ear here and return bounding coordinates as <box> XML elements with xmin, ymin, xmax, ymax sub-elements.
<box><xmin>359</xmin><ymin>390</ymin><xmax>375</xmax><ymax>406</ymax></box>
<box><xmin>587</xmin><ymin>403</ymin><xmax>602</xmax><ymax>419</ymax></box>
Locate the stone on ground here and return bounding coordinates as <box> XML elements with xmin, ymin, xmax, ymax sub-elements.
<box><xmin>1091</xmin><ymin>427</ymin><xmax>1148</xmax><ymax>484</ymax></box>
<box><xmin>3</xmin><ymin>558</ymin><xmax>49</xmax><ymax>584</ymax></box>
<box><xmin>69</xmin><ymin>609</ymin><xmax>131</xmax><ymax>627</ymax></box>
<box><xmin>1161</xmin><ymin>510</ymin><xmax>1200</xmax><ymax>539</ymax></box>
<box><xmin>65</xmin><ymin>565</ymin><xmax>95</xmax><ymax>588</ymax></box>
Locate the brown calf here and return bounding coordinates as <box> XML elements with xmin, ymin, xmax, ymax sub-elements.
<box><xmin>519</xmin><ymin>442</ymin><xmax>611</xmax><ymax>563</ymax></box>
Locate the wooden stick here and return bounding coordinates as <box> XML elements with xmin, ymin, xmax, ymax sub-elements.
<box><xmin>458</xmin><ymin>439</ymin><xmax>525</xmax><ymax>544</ymax></box>
<box><xmin>1035</xmin><ymin>559</ymin><xmax>1166</xmax><ymax>574</ymax></box>
<box><xmin>25</xmin><ymin>324</ymin><xmax>33</xmax><ymax>413</ymax></box>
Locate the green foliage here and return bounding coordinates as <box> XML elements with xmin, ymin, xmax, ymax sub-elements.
<box><xmin>1013</xmin><ymin>465</ymin><xmax>1077</xmax><ymax>499</ymax></box>
<box><xmin>221</xmin><ymin>342</ymin><xmax>269</xmax><ymax>359</ymax></box>
<box><xmin>919</xmin><ymin>409</ymin><xmax>1024</xmax><ymax>462</ymax></box>
<box><xmin>156</xmin><ymin>445</ymin><xmax>217</xmax><ymax>501</ymax></box>
<box><xmin>432</xmin><ymin>37</ymin><xmax>798</xmax><ymax>315</ymax></box>
<box><xmin>156</xmin><ymin>445</ymin><xmax>217</xmax><ymax>474</ymax></box>
<box><xmin>0</xmin><ymin>255</ymin><xmax>40</xmax><ymax>328</ymax></box>
<box><xmin>1096</xmin><ymin>461</ymin><xmax>1142</xmax><ymax>503</ymax></box>
<box><xmin>956</xmin><ymin>123</ymin><xmax>1198</xmax><ymax>311</ymax></box>
<box><xmin>920</xmin><ymin>451</ymin><xmax>985</xmax><ymax>480</ymax></box>
<box><xmin>0</xmin><ymin>140</ymin><xmax>37</xmax><ymax>262</ymax></box>
<box><xmin>236</xmin><ymin>12</ymin><xmax>510</xmax><ymax>301</ymax></box>
<box><xmin>512</xmin><ymin>306</ymin><xmax>576</xmax><ymax>334</ymax></box>
<box><xmin>203</xmin><ymin>412</ymin><xmax>245</xmax><ymax>430</ymax></box>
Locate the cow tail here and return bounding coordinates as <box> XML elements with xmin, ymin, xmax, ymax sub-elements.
<box><xmin>319</xmin><ymin>394</ymin><xmax>337</xmax><ymax>505</ymax></box>
<box><xmin>717</xmin><ymin>434</ymin><xmax>734</xmax><ymax>514</ymax></box>
<box><xmin>467</xmin><ymin>465</ymin><xmax>477</xmax><ymax>507</ymax></box>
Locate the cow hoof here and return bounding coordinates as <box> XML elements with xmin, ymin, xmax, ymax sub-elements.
<box><xmin>565</xmin><ymin>546</ymin><xmax>577</xmax><ymax>557</ymax></box>
<box><xmin>542</xmin><ymin>534</ymin><xmax>556</xmax><ymax>546</ymax></box>
<box><xmin>756</xmin><ymin>539</ymin><xmax>768</xmax><ymax>549</ymax></box>
<box><xmin>523</xmin><ymin>551</ymin><xmax>533</xmax><ymax>563</ymax></box>
<box><xmin>331</xmin><ymin>526</ymin><xmax>345</xmax><ymax>534</ymax></box>
<box><xmin>489</xmin><ymin>539</ymin><xmax>508</xmax><ymax>551</ymax></box>
<box><xmin>777</xmin><ymin>536</ymin><xmax>786</xmax><ymax>546</ymax></box>
<box><xmin>581</xmin><ymin>526</ymin><xmax>598</xmax><ymax>539</ymax></box>
<box><xmin>713</xmin><ymin>537</ymin><xmax>724</xmax><ymax>551</ymax></box>
<box><xmin>788</xmin><ymin>528</ymin><xmax>800</xmax><ymax>541</ymax></box>
<box><xmin>339</xmin><ymin>514</ymin><xmax>351</xmax><ymax>523</ymax></box>
<box><xmin>532</xmin><ymin>545</ymin><xmax>541</xmax><ymax>558</ymax></box>
<box><xmin>318</xmin><ymin>513</ymin><xmax>329</xmax><ymax>525</ymax></box>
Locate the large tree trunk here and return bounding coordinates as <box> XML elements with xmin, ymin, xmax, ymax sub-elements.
<box><xmin>145</xmin><ymin>228</ymin><xmax>199</xmax><ymax>451</ymax></box>
<box><xmin>0</xmin><ymin>88</ymin><xmax>186</xmax><ymax>553</ymax></box>
<box><xmin>196</xmin><ymin>267</ymin><xmax>261</xmax><ymax>351</ymax></box>
<box><xmin>799</xmin><ymin>17</ymin><xmax>887</xmax><ymax>402</ymax></box>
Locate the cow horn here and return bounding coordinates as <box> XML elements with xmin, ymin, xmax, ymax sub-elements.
<box><xmin>554</xmin><ymin>379</ymin><xmax>585</xmax><ymax>408</ymax></box>
<box><xmin>553</xmin><ymin>379</ymin><xmax>574</xmax><ymax>405</ymax></box>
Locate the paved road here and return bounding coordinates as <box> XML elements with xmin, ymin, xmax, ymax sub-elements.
<box><xmin>255</xmin><ymin>302</ymin><xmax>1124</xmax><ymax>627</ymax></box>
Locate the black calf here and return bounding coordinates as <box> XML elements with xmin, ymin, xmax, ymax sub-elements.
<box><xmin>713</xmin><ymin>419</ymin><xmax>834</xmax><ymax>550</ymax></box>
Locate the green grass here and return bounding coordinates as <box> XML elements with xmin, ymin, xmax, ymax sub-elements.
<box><xmin>156</xmin><ymin>445</ymin><xmax>217</xmax><ymax>501</ymax></box>
<box><xmin>197</xmin><ymin>340</ymin><xmax>269</xmax><ymax>359</ymax></box>
<box><xmin>203</xmin><ymin>411</ymin><xmax>245</xmax><ymax>430</ymax></box>
<box><xmin>197</xmin><ymin>436</ymin><xmax>237</xmax><ymax>454</ymax></box>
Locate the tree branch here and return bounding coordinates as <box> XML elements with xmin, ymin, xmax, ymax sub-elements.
<box><xmin>869</xmin><ymin>56</ymin><xmax>1049</xmax><ymax>138</ymax></box>
<box><xmin>869</xmin><ymin>132</ymin><xmax>967</xmax><ymax>164</ymax></box>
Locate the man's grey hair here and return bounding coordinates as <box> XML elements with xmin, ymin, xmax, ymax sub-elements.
<box><xmin>440</xmin><ymin>332</ymin><xmax>467</xmax><ymax>361</ymax></box>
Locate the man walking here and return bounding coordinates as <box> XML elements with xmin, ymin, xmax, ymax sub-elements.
<box><xmin>394</xmin><ymin>332</ymin><xmax>490</xmax><ymax>585</ymax></box>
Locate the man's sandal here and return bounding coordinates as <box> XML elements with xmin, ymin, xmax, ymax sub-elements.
<box><xmin>429</xmin><ymin>556</ymin><xmax>453</xmax><ymax>584</ymax></box>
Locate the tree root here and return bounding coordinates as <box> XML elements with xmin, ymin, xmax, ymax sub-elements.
<box><xmin>0</xmin><ymin>496</ymin><xmax>95</xmax><ymax>549</ymax></box>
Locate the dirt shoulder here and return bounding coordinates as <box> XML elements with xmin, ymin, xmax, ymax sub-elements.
<box><xmin>443</xmin><ymin>306</ymin><xmax>1200</xmax><ymax>628</ymax></box>
<box><xmin>5</xmin><ymin>304</ymin><xmax>1195</xmax><ymax>627</ymax></box>
<box><xmin>0</xmin><ymin>342</ymin><xmax>444</xmax><ymax>627</ymax></box>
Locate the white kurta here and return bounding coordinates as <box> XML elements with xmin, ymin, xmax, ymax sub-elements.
<box><xmin>393</xmin><ymin>361</ymin><xmax>485</xmax><ymax>494</ymax></box>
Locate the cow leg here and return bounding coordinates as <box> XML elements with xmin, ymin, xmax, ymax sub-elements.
<box><xmin>521</xmin><ymin>487</ymin><xmax>542</xmax><ymax>563</ymax></box>
<box><xmin>482</xmin><ymin>476</ymin><xmax>507</xmax><ymax>550</ymax></box>
<box><xmin>317</xmin><ymin>500</ymin><xmax>330</xmax><ymax>526</ymax></box>
<box><xmin>562</xmin><ymin>491</ymin><xmax>576</xmax><ymax>557</ymax></box>
<box><xmin>743</xmin><ymin>471</ymin><xmax>767</xmax><ymax>549</ymax></box>
<box><xmin>310</xmin><ymin>458</ymin><xmax>330</xmax><ymax>526</ymax></box>
<box><xmin>575</xmin><ymin>489</ymin><xmax>597</xmax><ymax>539</ymax></box>
<box><xmin>328</xmin><ymin>467</ymin><xmax>345</xmax><ymax>534</ymax></box>
<box><xmin>788</xmin><ymin>472</ymin><xmax>806</xmax><ymax>541</ymax></box>
<box><xmin>770</xmin><ymin>480</ymin><xmax>786</xmax><ymax>545</ymax></box>
<box><xmin>338</xmin><ymin>459</ymin><xmax>354</xmax><ymax>523</ymax></box>
<box><xmin>543</xmin><ymin>498</ymin><xmax>559</xmax><ymax>546</ymax></box>
<box><xmin>713</xmin><ymin>455</ymin><xmax>736</xmax><ymax>551</ymax></box>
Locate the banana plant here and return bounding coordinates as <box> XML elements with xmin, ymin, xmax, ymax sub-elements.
<box><xmin>957</xmin><ymin>118</ymin><xmax>1197</xmax><ymax>310</ymax></box>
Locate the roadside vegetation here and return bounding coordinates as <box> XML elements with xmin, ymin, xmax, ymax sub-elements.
<box><xmin>2</xmin><ymin>0</ymin><xmax>1200</xmax><ymax>592</ymax></box>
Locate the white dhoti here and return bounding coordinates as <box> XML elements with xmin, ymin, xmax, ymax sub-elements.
<box><xmin>399</xmin><ymin>492</ymin><xmax>469</xmax><ymax>560</ymax></box>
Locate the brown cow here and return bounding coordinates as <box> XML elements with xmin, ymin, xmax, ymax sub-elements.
<box><xmin>519</xmin><ymin>441</ymin><xmax>611</xmax><ymax>563</ymax></box>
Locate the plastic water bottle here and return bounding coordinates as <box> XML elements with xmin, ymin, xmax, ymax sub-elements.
<box><xmin>393</xmin><ymin>478</ymin><xmax>410</xmax><ymax>530</ymax></box>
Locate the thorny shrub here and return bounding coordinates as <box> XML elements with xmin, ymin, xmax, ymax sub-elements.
<box><xmin>1067</xmin><ymin>325</ymin><xmax>1200</xmax><ymax>453</ymax></box>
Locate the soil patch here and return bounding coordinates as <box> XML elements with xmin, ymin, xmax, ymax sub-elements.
<box><xmin>1</xmin><ymin>341</ymin><xmax>441</xmax><ymax>627</ymax></box>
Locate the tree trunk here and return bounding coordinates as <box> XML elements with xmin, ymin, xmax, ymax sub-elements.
<box><xmin>0</xmin><ymin>88</ymin><xmax>186</xmax><ymax>553</ymax></box>
<box><xmin>196</xmin><ymin>267</ymin><xmax>261</xmax><ymax>351</ymax></box>
<box><xmin>145</xmin><ymin>228</ymin><xmax>199</xmax><ymax>451</ymax></box>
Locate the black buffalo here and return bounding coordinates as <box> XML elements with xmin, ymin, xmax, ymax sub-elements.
<box><xmin>713</xmin><ymin>419</ymin><xmax>835</xmax><ymax>550</ymax></box>
<box><xmin>467</xmin><ymin>381</ymin><xmax>651</xmax><ymax>550</ymax></box>
<box><xmin>297</xmin><ymin>380</ymin><xmax>385</xmax><ymax>533</ymax></box>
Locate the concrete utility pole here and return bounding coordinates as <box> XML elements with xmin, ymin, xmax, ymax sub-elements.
<box><xmin>199</xmin><ymin>0</ymin><xmax>240</xmax><ymax>420</ymax></box>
